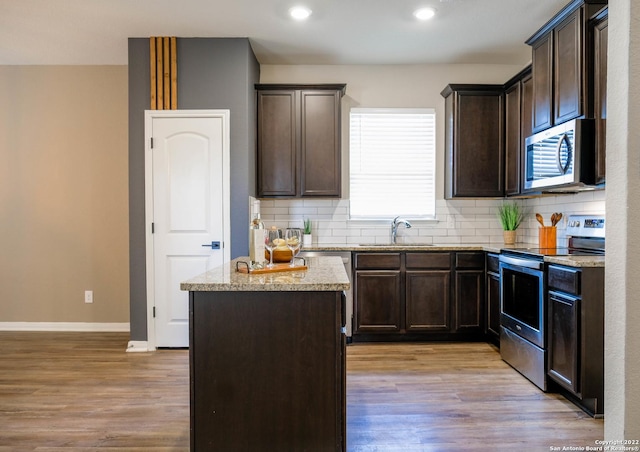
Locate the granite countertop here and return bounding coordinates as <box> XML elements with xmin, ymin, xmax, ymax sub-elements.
<box><xmin>180</xmin><ymin>256</ymin><xmax>350</xmax><ymax>292</ymax></box>
<box><xmin>302</xmin><ymin>243</ymin><xmax>493</xmax><ymax>252</ymax></box>
<box><xmin>300</xmin><ymin>244</ymin><xmax>604</xmax><ymax>268</ymax></box>
<box><xmin>544</xmin><ymin>255</ymin><xmax>605</xmax><ymax>268</ymax></box>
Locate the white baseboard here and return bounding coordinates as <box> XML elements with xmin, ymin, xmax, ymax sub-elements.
<box><xmin>126</xmin><ymin>340</ymin><xmax>151</xmax><ymax>352</ymax></box>
<box><xmin>0</xmin><ymin>322</ymin><xmax>130</xmax><ymax>332</ymax></box>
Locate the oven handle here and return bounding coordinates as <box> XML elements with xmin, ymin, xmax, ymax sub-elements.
<box><xmin>499</xmin><ymin>254</ymin><xmax>543</xmax><ymax>270</ymax></box>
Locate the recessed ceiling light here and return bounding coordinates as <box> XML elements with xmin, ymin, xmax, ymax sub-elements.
<box><xmin>414</xmin><ymin>7</ymin><xmax>436</xmax><ymax>21</ymax></box>
<box><xmin>289</xmin><ymin>6</ymin><xmax>312</xmax><ymax>21</ymax></box>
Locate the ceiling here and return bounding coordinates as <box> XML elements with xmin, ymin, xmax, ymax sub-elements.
<box><xmin>1</xmin><ymin>0</ymin><xmax>570</xmax><ymax>66</ymax></box>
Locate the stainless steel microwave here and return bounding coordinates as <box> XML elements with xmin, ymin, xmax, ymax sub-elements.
<box><xmin>524</xmin><ymin>119</ymin><xmax>596</xmax><ymax>192</ymax></box>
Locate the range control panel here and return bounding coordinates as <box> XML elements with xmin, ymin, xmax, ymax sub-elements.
<box><xmin>566</xmin><ymin>214</ymin><xmax>605</xmax><ymax>238</ymax></box>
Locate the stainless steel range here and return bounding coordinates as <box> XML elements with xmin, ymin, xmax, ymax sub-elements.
<box><xmin>498</xmin><ymin>214</ymin><xmax>605</xmax><ymax>391</ymax></box>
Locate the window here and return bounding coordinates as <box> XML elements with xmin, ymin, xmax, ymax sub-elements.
<box><xmin>349</xmin><ymin>108</ymin><xmax>436</xmax><ymax>219</ymax></box>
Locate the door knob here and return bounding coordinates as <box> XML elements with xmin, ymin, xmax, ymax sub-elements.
<box><xmin>201</xmin><ymin>241</ymin><xmax>221</xmax><ymax>249</ymax></box>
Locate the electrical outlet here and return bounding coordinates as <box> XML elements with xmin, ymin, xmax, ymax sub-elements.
<box><xmin>447</xmin><ymin>215</ymin><xmax>456</xmax><ymax>229</ymax></box>
<box><xmin>84</xmin><ymin>290</ymin><xmax>93</xmax><ymax>304</ymax></box>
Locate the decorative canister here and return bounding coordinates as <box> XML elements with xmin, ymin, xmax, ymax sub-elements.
<box><xmin>503</xmin><ymin>230</ymin><xmax>517</xmax><ymax>246</ymax></box>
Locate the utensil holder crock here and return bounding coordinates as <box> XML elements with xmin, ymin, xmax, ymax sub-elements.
<box><xmin>539</xmin><ymin>226</ymin><xmax>557</xmax><ymax>249</ymax></box>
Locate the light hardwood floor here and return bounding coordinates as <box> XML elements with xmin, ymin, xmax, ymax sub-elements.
<box><xmin>0</xmin><ymin>332</ymin><xmax>603</xmax><ymax>451</ymax></box>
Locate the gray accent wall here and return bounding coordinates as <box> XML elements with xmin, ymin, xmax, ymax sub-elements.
<box><xmin>128</xmin><ymin>38</ymin><xmax>260</xmax><ymax>341</ymax></box>
<box><xmin>128</xmin><ymin>39</ymin><xmax>149</xmax><ymax>343</ymax></box>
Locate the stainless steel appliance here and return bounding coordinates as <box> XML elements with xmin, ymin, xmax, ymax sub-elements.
<box><xmin>524</xmin><ymin>119</ymin><xmax>597</xmax><ymax>192</ymax></box>
<box><xmin>499</xmin><ymin>214</ymin><xmax>605</xmax><ymax>391</ymax></box>
<box><xmin>298</xmin><ymin>250</ymin><xmax>353</xmax><ymax>338</ymax></box>
<box><xmin>499</xmin><ymin>253</ymin><xmax>547</xmax><ymax>389</ymax></box>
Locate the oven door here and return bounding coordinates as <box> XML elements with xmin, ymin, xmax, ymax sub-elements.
<box><xmin>499</xmin><ymin>255</ymin><xmax>545</xmax><ymax>348</ymax></box>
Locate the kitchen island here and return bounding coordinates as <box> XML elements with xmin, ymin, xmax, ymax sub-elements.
<box><xmin>181</xmin><ymin>256</ymin><xmax>349</xmax><ymax>452</ymax></box>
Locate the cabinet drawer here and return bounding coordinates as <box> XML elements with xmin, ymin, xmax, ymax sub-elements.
<box><xmin>455</xmin><ymin>252</ymin><xmax>485</xmax><ymax>269</ymax></box>
<box><xmin>548</xmin><ymin>265</ymin><xmax>581</xmax><ymax>295</ymax></box>
<box><xmin>486</xmin><ymin>253</ymin><xmax>500</xmax><ymax>274</ymax></box>
<box><xmin>406</xmin><ymin>252</ymin><xmax>451</xmax><ymax>269</ymax></box>
<box><xmin>355</xmin><ymin>253</ymin><xmax>401</xmax><ymax>270</ymax></box>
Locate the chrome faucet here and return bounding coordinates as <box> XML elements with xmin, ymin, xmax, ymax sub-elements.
<box><xmin>391</xmin><ymin>216</ymin><xmax>412</xmax><ymax>244</ymax></box>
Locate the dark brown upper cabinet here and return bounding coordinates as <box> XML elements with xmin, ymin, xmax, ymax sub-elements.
<box><xmin>504</xmin><ymin>66</ymin><xmax>532</xmax><ymax>197</ymax></box>
<box><xmin>530</xmin><ymin>33</ymin><xmax>554</xmax><ymax>132</ymax></box>
<box><xmin>592</xmin><ymin>7</ymin><xmax>608</xmax><ymax>184</ymax></box>
<box><xmin>256</xmin><ymin>84</ymin><xmax>346</xmax><ymax>198</ymax></box>
<box><xmin>521</xmin><ymin>71</ymin><xmax>535</xmax><ymax>192</ymax></box>
<box><xmin>526</xmin><ymin>0</ymin><xmax>607</xmax><ymax>133</ymax></box>
<box><xmin>441</xmin><ymin>84</ymin><xmax>504</xmax><ymax>198</ymax></box>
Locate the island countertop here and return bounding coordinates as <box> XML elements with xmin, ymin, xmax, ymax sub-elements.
<box><xmin>180</xmin><ymin>256</ymin><xmax>350</xmax><ymax>292</ymax></box>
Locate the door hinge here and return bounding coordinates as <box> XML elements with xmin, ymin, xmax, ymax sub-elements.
<box><xmin>150</xmin><ymin>137</ymin><xmax>154</xmax><ymax>149</ymax></box>
<box><xmin>153</xmin><ymin>306</ymin><xmax>156</xmax><ymax>318</ymax></box>
<box><xmin>151</xmin><ymin>222</ymin><xmax>155</xmax><ymax>233</ymax></box>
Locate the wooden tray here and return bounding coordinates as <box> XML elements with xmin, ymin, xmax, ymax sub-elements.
<box><xmin>236</xmin><ymin>261</ymin><xmax>307</xmax><ymax>274</ymax></box>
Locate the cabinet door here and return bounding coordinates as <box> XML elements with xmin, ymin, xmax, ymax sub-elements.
<box><xmin>354</xmin><ymin>270</ymin><xmax>401</xmax><ymax>333</ymax></box>
<box><xmin>554</xmin><ymin>8</ymin><xmax>584</xmax><ymax>125</ymax></box>
<box><xmin>405</xmin><ymin>270</ymin><xmax>451</xmax><ymax>332</ymax></box>
<box><xmin>504</xmin><ymin>81</ymin><xmax>522</xmax><ymax>196</ymax></box>
<box><xmin>257</xmin><ymin>90</ymin><xmax>297</xmax><ymax>197</ymax></box>
<box><xmin>443</xmin><ymin>86</ymin><xmax>504</xmax><ymax>198</ymax></box>
<box><xmin>454</xmin><ymin>270</ymin><xmax>484</xmax><ymax>332</ymax></box>
<box><xmin>548</xmin><ymin>291</ymin><xmax>580</xmax><ymax>394</ymax></box>
<box><xmin>532</xmin><ymin>33</ymin><xmax>553</xmax><ymax>132</ymax></box>
<box><xmin>521</xmin><ymin>73</ymin><xmax>533</xmax><ymax>144</ymax></box>
<box><xmin>300</xmin><ymin>90</ymin><xmax>341</xmax><ymax>197</ymax></box>
<box><xmin>594</xmin><ymin>16</ymin><xmax>608</xmax><ymax>184</ymax></box>
<box><xmin>486</xmin><ymin>271</ymin><xmax>500</xmax><ymax>340</ymax></box>
<box><xmin>520</xmin><ymin>73</ymin><xmax>535</xmax><ymax>194</ymax></box>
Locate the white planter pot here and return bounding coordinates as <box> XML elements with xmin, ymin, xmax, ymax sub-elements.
<box><xmin>303</xmin><ymin>234</ymin><xmax>313</xmax><ymax>246</ymax></box>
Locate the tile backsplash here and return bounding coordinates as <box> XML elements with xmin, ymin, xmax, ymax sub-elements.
<box><xmin>258</xmin><ymin>189</ymin><xmax>605</xmax><ymax>248</ymax></box>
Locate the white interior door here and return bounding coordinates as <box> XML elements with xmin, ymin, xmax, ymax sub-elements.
<box><xmin>145</xmin><ymin>110</ymin><xmax>230</xmax><ymax>348</ymax></box>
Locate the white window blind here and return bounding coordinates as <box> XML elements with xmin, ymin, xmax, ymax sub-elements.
<box><xmin>349</xmin><ymin>108</ymin><xmax>436</xmax><ymax>219</ymax></box>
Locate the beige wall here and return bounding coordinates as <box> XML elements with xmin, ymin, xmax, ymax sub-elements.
<box><xmin>0</xmin><ymin>66</ymin><xmax>129</xmax><ymax>325</ymax></box>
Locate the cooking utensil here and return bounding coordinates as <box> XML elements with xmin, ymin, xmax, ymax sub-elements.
<box><xmin>550</xmin><ymin>213</ymin><xmax>557</xmax><ymax>227</ymax></box>
<box><xmin>552</xmin><ymin>212</ymin><xmax>563</xmax><ymax>226</ymax></box>
<box><xmin>536</xmin><ymin>213</ymin><xmax>545</xmax><ymax>227</ymax></box>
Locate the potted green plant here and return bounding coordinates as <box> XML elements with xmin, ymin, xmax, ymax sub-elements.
<box><xmin>497</xmin><ymin>202</ymin><xmax>524</xmax><ymax>245</ymax></box>
<box><xmin>303</xmin><ymin>218</ymin><xmax>313</xmax><ymax>246</ymax></box>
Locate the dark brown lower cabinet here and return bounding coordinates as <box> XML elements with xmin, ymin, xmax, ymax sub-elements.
<box><xmin>405</xmin><ymin>270</ymin><xmax>451</xmax><ymax>331</ymax></box>
<box><xmin>354</xmin><ymin>270</ymin><xmax>401</xmax><ymax>333</ymax></box>
<box><xmin>353</xmin><ymin>253</ymin><xmax>402</xmax><ymax>334</ymax></box>
<box><xmin>454</xmin><ymin>252</ymin><xmax>485</xmax><ymax>333</ymax></box>
<box><xmin>548</xmin><ymin>291</ymin><xmax>580</xmax><ymax>393</ymax></box>
<box><xmin>189</xmin><ymin>290</ymin><xmax>346</xmax><ymax>451</ymax></box>
<box><xmin>485</xmin><ymin>253</ymin><xmax>501</xmax><ymax>345</ymax></box>
<box><xmin>405</xmin><ymin>251</ymin><xmax>452</xmax><ymax>333</ymax></box>
<box><xmin>353</xmin><ymin>251</ymin><xmax>484</xmax><ymax>341</ymax></box>
<box><xmin>455</xmin><ymin>270</ymin><xmax>484</xmax><ymax>331</ymax></box>
<box><xmin>547</xmin><ymin>264</ymin><xmax>604</xmax><ymax>417</ymax></box>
